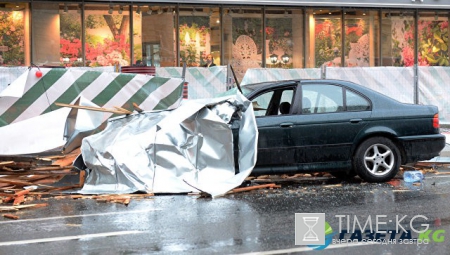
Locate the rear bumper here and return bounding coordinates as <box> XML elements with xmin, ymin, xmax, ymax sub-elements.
<box><xmin>397</xmin><ymin>134</ymin><xmax>446</xmax><ymax>162</ymax></box>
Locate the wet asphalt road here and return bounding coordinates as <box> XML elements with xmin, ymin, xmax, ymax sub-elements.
<box><xmin>1</xmin><ymin>170</ymin><xmax>450</xmax><ymax>255</ymax></box>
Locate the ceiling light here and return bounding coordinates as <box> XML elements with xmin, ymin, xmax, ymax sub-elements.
<box><xmin>63</xmin><ymin>4</ymin><xmax>68</xmax><ymax>13</ymax></box>
<box><xmin>147</xmin><ymin>6</ymin><xmax>152</xmax><ymax>15</ymax></box>
<box><xmin>108</xmin><ymin>4</ymin><xmax>113</xmax><ymax>14</ymax></box>
<box><xmin>281</xmin><ymin>53</ymin><xmax>290</xmax><ymax>64</ymax></box>
<box><xmin>118</xmin><ymin>5</ymin><xmax>123</xmax><ymax>14</ymax></box>
<box><xmin>158</xmin><ymin>7</ymin><xmax>163</xmax><ymax>15</ymax></box>
<box><xmin>269</xmin><ymin>54</ymin><xmax>278</xmax><ymax>64</ymax></box>
<box><xmin>136</xmin><ymin>6</ymin><xmax>141</xmax><ymax>14</ymax></box>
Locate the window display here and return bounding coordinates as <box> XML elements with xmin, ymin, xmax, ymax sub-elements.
<box><xmin>0</xmin><ymin>2</ymin><xmax>27</xmax><ymax>66</ymax></box>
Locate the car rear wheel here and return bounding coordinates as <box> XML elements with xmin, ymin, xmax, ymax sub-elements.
<box><xmin>353</xmin><ymin>137</ymin><xmax>400</xmax><ymax>182</ymax></box>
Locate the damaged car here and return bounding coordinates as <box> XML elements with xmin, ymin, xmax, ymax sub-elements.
<box><xmin>234</xmin><ymin>79</ymin><xmax>446</xmax><ymax>182</ymax></box>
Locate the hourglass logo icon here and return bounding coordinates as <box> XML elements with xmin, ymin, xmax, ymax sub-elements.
<box><xmin>303</xmin><ymin>217</ymin><xmax>319</xmax><ymax>241</ymax></box>
<box><xmin>295</xmin><ymin>213</ymin><xmax>325</xmax><ymax>245</ymax></box>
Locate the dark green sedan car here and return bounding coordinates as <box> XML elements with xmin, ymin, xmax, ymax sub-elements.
<box><xmin>237</xmin><ymin>79</ymin><xmax>445</xmax><ymax>182</ymax></box>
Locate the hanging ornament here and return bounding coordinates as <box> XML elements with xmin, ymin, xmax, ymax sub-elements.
<box><xmin>35</xmin><ymin>70</ymin><xmax>42</xmax><ymax>78</ymax></box>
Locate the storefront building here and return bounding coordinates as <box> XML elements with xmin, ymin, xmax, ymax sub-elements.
<box><xmin>0</xmin><ymin>0</ymin><xmax>449</xmax><ymax>81</ymax></box>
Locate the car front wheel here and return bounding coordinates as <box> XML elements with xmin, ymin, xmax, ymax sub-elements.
<box><xmin>353</xmin><ymin>137</ymin><xmax>400</xmax><ymax>182</ymax></box>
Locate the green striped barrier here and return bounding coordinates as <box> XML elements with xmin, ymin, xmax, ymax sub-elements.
<box><xmin>0</xmin><ymin>68</ymin><xmax>184</xmax><ymax>127</ymax></box>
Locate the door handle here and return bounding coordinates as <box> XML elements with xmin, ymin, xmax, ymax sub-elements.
<box><xmin>280</xmin><ymin>122</ymin><xmax>293</xmax><ymax>128</ymax></box>
<box><xmin>350</xmin><ymin>118</ymin><xmax>362</xmax><ymax>123</ymax></box>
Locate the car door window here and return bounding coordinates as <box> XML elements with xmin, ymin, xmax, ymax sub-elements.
<box><xmin>251</xmin><ymin>88</ymin><xmax>294</xmax><ymax>117</ymax></box>
<box><xmin>302</xmin><ymin>84</ymin><xmax>344</xmax><ymax>114</ymax></box>
<box><xmin>278</xmin><ymin>90</ymin><xmax>294</xmax><ymax>115</ymax></box>
<box><xmin>251</xmin><ymin>91</ymin><xmax>272</xmax><ymax>117</ymax></box>
<box><xmin>346</xmin><ymin>90</ymin><xmax>370</xmax><ymax>111</ymax></box>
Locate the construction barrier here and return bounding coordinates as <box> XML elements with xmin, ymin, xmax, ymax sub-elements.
<box><xmin>2</xmin><ymin>65</ymin><xmax>450</xmax><ymax>122</ymax></box>
<box><xmin>0</xmin><ymin>68</ymin><xmax>184</xmax><ymax>127</ymax></box>
<box><xmin>155</xmin><ymin>66</ymin><xmax>228</xmax><ymax>99</ymax></box>
<box><xmin>242</xmin><ymin>67</ymin><xmax>450</xmax><ymax>123</ymax></box>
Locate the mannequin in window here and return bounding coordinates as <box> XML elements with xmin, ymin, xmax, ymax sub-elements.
<box><xmin>202</xmin><ymin>54</ymin><xmax>216</xmax><ymax>68</ymax></box>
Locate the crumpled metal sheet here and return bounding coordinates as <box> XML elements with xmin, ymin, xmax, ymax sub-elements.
<box><xmin>62</xmin><ymin>96</ymin><xmax>105</xmax><ymax>154</ymax></box>
<box><xmin>79</xmin><ymin>91</ymin><xmax>258</xmax><ymax>197</ymax></box>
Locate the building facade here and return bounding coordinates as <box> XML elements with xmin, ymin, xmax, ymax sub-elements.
<box><xmin>0</xmin><ymin>0</ymin><xmax>449</xmax><ymax>81</ymax></box>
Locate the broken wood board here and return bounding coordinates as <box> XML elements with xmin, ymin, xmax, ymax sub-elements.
<box><xmin>227</xmin><ymin>183</ymin><xmax>281</xmax><ymax>194</ymax></box>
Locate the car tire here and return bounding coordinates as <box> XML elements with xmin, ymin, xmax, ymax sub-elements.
<box><xmin>330</xmin><ymin>170</ymin><xmax>357</xmax><ymax>180</ymax></box>
<box><xmin>353</xmin><ymin>137</ymin><xmax>400</xmax><ymax>182</ymax></box>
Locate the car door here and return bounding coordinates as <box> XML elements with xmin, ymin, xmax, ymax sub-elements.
<box><xmin>288</xmin><ymin>81</ymin><xmax>372</xmax><ymax>170</ymax></box>
<box><xmin>248</xmin><ymin>82</ymin><xmax>299</xmax><ymax>168</ymax></box>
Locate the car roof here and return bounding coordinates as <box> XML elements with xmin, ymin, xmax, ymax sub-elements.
<box><xmin>241</xmin><ymin>78</ymin><xmax>399</xmax><ymax>104</ymax></box>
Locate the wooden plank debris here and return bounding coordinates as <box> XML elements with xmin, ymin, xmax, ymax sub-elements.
<box><xmin>113</xmin><ymin>106</ymin><xmax>133</xmax><ymax>115</ymax></box>
<box><xmin>227</xmin><ymin>183</ymin><xmax>281</xmax><ymax>194</ymax></box>
<box><xmin>3</xmin><ymin>214</ymin><xmax>19</xmax><ymax>220</ymax></box>
<box><xmin>132</xmin><ymin>102</ymin><xmax>143</xmax><ymax>113</ymax></box>
<box><xmin>434</xmin><ymin>171</ymin><xmax>450</xmax><ymax>175</ymax></box>
<box><xmin>55</xmin><ymin>102</ymin><xmax>131</xmax><ymax>115</ymax></box>
<box><xmin>12</xmin><ymin>195</ymin><xmax>24</xmax><ymax>206</ymax></box>
<box><xmin>0</xmin><ymin>203</ymin><xmax>49</xmax><ymax>212</ymax></box>
<box><xmin>0</xmin><ymin>149</ymin><xmax>86</xmax><ymax>211</ymax></box>
<box><xmin>0</xmin><ymin>161</ymin><xmax>14</xmax><ymax>166</ymax></box>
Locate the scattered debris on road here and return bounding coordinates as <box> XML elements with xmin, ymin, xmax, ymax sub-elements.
<box><xmin>1</xmin><ymin>146</ymin><xmax>450</xmax><ymax>219</ymax></box>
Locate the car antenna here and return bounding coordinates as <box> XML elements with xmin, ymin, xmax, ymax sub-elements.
<box><xmin>229</xmin><ymin>64</ymin><xmax>242</xmax><ymax>94</ymax></box>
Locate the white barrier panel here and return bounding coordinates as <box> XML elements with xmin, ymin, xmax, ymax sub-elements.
<box><xmin>241</xmin><ymin>68</ymin><xmax>321</xmax><ymax>85</ymax></box>
<box><xmin>241</xmin><ymin>67</ymin><xmax>415</xmax><ymax>104</ymax></box>
<box><xmin>156</xmin><ymin>66</ymin><xmax>228</xmax><ymax>99</ymax></box>
<box><xmin>0</xmin><ymin>67</ymin><xmax>28</xmax><ymax>93</ymax></box>
<box><xmin>418</xmin><ymin>67</ymin><xmax>450</xmax><ymax>123</ymax></box>
<box><xmin>326</xmin><ymin>67</ymin><xmax>415</xmax><ymax>104</ymax></box>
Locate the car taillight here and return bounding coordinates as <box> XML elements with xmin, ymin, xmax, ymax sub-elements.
<box><xmin>433</xmin><ymin>114</ymin><xmax>440</xmax><ymax>129</ymax></box>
